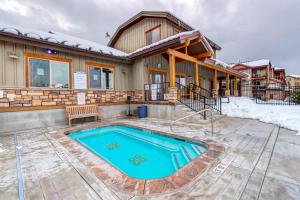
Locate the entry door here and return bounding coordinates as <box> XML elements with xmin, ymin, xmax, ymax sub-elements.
<box><xmin>149</xmin><ymin>71</ymin><xmax>165</xmax><ymax>100</ymax></box>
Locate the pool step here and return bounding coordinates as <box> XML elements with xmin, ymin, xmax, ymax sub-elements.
<box><xmin>171</xmin><ymin>153</ymin><xmax>187</xmax><ymax>170</ymax></box>
<box><xmin>179</xmin><ymin>145</ymin><xmax>199</xmax><ymax>162</ymax></box>
<box><xmin>192</xmin><ymin>144</ymin><xmax>206</xmax><ymax>154</ymax></box>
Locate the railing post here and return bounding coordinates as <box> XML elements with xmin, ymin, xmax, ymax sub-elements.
<box><xmin>219</xmin><ymin>97</ymin><xmax>222</xmax><ymax>115</ymax></box>
<box><xmin>204</xmin><ymin>97</ymin><xmax>206</xmax><ymax>120</ymax></box>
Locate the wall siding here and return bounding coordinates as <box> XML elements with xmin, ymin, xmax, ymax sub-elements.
<box><xmin>0</xmin><ymin>41</ymin><xmax>132</xmax><ymax>91</ymax></box>
<box><xmin>114</xmin><ymin>18</ymin><xmax>178</xmax><ymax>53</ymax></box>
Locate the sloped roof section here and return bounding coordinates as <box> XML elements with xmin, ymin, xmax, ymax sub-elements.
<box><xmin>128</xmin><ymin>30</ymin><xmax>208</xmax><ymax>58</ymax></box>
<box><xmin>0</xmin><ymin>24</ymin><xmax>129</xmax><ymax>58</ymax></box>
<box><xmin>231</xmin><ymin>59</ymin><xmax>271</xmax><ymax>68</ymax></box>
<box><xmin>108</xmin><ymin>11</ymin><xmax>221</xmax><ymax>50</ymax></box>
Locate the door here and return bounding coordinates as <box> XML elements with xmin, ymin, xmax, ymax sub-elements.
<box><xmin>149</xmin><ymin>70</ymin><xmax>166</xmax><ymax>100</ymax></box>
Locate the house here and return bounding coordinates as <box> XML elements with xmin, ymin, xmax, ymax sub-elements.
<box><xmin>0</xmin><ymin>11</ymin><xmax>245</xmax><ymax>125</ymax></box>
<box><xmin>286</xmin><ymin>75</ymin><xmax>300</xmax><ymax>87</ymax></box>
<box><xmin>230</xmin><ymin>59</ymin><xmax>286</xmax><ymax>100</ymax></box>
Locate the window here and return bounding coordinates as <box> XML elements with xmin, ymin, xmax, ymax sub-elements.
<box><xmin>146</xmin><ymin>26</ymin><xmax>160</xmax><ymax>45</ymax></box>
<box><xmin>29</xmin><ymin>58</ymin><xmax>69</xmax><ymax>88</ymax></box>
<box><xmin>88</xmin><ymin>65</ymin><xmax>114</xmax><ymax>89</ymax></box>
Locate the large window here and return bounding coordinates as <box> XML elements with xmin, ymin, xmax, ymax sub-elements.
<box><xmin>146</xmin><ymin>26</ymin><xmax>161</xmax><ymax>45</ymax></box>
<box><xmin>29</xmin><ymin>58</ymin><xmax>69</xmax><ymax>88</ymax></box>
<box><xmin>88</xmin><ymin>65</ymin><xmax>114</xmax><ymax>89</ymax></box>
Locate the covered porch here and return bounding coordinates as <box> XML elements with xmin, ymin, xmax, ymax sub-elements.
<box><xmin>135</xmin><ymin>31</ymin><xmax>245</xmax><ymax>102</ymax></box>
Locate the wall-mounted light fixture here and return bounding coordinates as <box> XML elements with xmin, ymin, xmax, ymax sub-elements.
<box><xmin>43</xmin><ymin>49</ymin><xmax>58</xmax><ymax>55</ymax></box>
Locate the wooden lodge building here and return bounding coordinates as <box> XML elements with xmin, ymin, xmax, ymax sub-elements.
<box><xmin>0</xmin><ymin>11</ymin><xmax>246</xmax><ymax>120</ymax></box>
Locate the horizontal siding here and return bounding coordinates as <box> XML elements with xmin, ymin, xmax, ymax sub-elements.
<box><xmin>114</xmin><ymin>18</ymin><xmax>177</xmax><ymax>53</ymax></box>
<box><xmin>0</xmin><ymin>41</ymin><xmax>131</xmax><ymax>90</ymax></box>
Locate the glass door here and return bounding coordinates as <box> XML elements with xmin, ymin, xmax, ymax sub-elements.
<box><xmin>149</xmin><ymin>70</ymin><xmax>166</xmax><ymax>101</ymax></box>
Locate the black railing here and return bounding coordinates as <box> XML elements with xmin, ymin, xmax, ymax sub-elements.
<box><xmin>190</xmin><ymin>83</ymin><xmax>230</xmax><ymax>104</ymax></box>
<box><xmin>176</xmin><ymin>82</ymin><xmax>222</xmax><ymax>119</ymax></box>
<box><xmin>241</xmin><ymin>83</ymin><xmax>300</xmax><ymax>105</ymax></box>
<box><xmin>144</xmin><ymin>82</ymin><xmax>170</xmax><ymax>101</ymax></box>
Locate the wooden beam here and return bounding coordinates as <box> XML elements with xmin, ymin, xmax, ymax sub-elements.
<box><xmin>190</xmin><ymin>37</ymin><xmax>202</xmax><ymax>46</ymax></box>
<box><xmin>169</xmin><ymin>53</ymin><xmax>176</xmax><ymax>87</ymax></box>
<box><xmin>174</xmin><ymin>40</ymin><xmax>190</xmax><ymax>50</ymax></box>
<box><xmin>167</xmin><ymin>49</ymin><xmax>197</xmax><ymax>63</ymax></box>
<box><xmin>194</xmin><ymin>52</ymin><xmax>212</xmax><ymax>59</ymax></box>
<box><xmin>194</xmin><ymin>63</ymin><xmax>199</xmax><ymax>85</ymax></box>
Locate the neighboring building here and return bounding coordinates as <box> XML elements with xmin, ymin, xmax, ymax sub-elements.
<box><xmin>0</xmin><ymin>11</ymin><xmax>245</xmax><ymax>117</ymax></box>
<box><xmin>231</xmin><ymin>59</ymin><xmax>286</xmax><ymax>100</ymax></box>
<box><xmin>286</xmin><ymin>75</ymin><xmax>300</xmax><ymax>87</ymax></box>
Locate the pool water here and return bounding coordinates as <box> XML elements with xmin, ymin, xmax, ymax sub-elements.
<box><xmin>68</xmin><ymin>125</ymin><xmax>207</xmax><ymax>179</ymax></box>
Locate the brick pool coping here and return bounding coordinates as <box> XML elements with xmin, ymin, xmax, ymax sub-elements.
<box><xmin>52</xmin><ymin>122</ymin><xmax>225</xmax><ymax>195</ymax></box>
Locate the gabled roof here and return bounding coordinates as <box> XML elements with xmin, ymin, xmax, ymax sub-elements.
<box><xmin>0</xmin><ymin>24</ymin><xmax>129</xmax><ymax>59</ymax></box>
<box><xmin>108</xmin><ymin>11</ymin><xmax>221</xmax><ymax>50</ymax></box>
<box><xmin>128</xmin><ymin>30</ymin><xmax>214</xmax><ymax>58</ymax></box>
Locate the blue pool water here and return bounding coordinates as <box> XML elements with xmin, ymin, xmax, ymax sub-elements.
<box><xmin>67</xmin><ymin>125</ymin><xmax>207</xmax><ymax>179</ymax></box>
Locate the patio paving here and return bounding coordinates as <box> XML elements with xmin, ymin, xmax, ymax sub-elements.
<box><xmin>0</xmin><ymin>116</ymin><xmax>300</xmax><ymax>200</ymax></box>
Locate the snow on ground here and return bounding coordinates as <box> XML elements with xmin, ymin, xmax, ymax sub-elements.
<box><xmin>222</xmin><ymin>97</ymin><xmax>300</xmax><ymax>135</ymax></box>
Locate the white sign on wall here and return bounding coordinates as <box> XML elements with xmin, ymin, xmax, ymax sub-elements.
<box><xmin>77</xmin><ymin>92</ymin><xmax>86</xmax><ymax>105</ymax></box>
<box><xmin>74</xmin><ymin>72</ymin><xmax>87</xmax><ymax>89</ymax></box>
<box><xmin>0</xmin><ymin>90</ymin><xmax>3</xmax><ymax>98</ymax></box>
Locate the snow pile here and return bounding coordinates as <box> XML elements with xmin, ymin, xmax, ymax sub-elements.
<box><xmin>222</xmin><ymin>97</ymin><xmax>300</xmax><ymax>135</ymax></box>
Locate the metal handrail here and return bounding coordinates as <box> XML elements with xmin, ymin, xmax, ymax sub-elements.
<box><xmin>170</xmin><ymin>108</ymin><xmax>214</xmax><ymax>136</ymax></box>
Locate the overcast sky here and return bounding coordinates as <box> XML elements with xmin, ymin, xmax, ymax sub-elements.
<box><xmin>0</xmin><ymin>0</ymin><xmax>299</xmax><ymax>74</ymax></box>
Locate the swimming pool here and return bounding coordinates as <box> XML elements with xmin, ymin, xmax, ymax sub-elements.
<box><xmin>67</xmin><ymin>125</ymin><xmax>207</xmax><ymax>179</ymax></box>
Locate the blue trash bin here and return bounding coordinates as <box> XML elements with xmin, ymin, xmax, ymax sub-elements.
<box><xmin>137</xmin><ymin>105</ymin><xmax>147</xmax><ymax>118</ymax></box>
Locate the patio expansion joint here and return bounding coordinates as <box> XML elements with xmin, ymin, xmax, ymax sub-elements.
<box><xmin>42</xmin><ymin>129</ymin><xmax>112</xmax><ymax>200</ymax></box>
<box><xmin>236</xmin><ymin>125</ymin><xmax>279</xmax><ymax>199</ymax></box>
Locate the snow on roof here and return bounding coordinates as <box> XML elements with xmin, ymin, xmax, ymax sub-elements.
<box><xmin>274</xmin><ymin>67</ymin><xmax>285</xmax><ymax>71</ymax></box>
<box><xmin>287</xmin><ymin>74</ymin><xmax>300</xmax><ymax>78</ymax></box>
<box><xmin>0</xmin><ymin>24</ymin><xmax>128</xmax><ymax>58</ymax></box>
<box><xmin>128</xmin><ymin>30</ymin><xmax>209</xmax><ymax>56</ymax></box>
<box><xmin>240</xmin><ymin>59</ymin><xmax>271</xmax><ymax>67</ymax></box>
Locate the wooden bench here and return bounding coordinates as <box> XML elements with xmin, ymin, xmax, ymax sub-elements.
<box><xmin>66</xmin><ymin>105</ymin><xmax>101</xmax><ymax>126</ymax></box>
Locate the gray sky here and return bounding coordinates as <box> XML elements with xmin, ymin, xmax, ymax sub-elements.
<box><xmin>0</xmin><ymin>0</ymin><xmax>299</xmax><ymax>74</ymax></box>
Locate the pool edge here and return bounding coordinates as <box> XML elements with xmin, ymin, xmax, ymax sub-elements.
<box><xmin>52</xmin><ymin>121</ymin><xmax>225</xmax><ymax>195</ymax></box>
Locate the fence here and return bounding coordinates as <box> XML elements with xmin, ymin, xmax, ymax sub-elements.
<box><xmin>240</xmin><ymin>83</ymin><xmax>300</xmax><ymax>105</ymax></box>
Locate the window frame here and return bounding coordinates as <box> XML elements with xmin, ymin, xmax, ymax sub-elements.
<box><xmin>145</xmin><ymin>25</ymin><xmax>161</xmax><ymax>45</ymax></box>
<box><xmin>86</xmin><ymin>61</ymin><xmax>115</xmax><ymax>90</ymax></box>
<box><xmin>24</xmin><ymin>52</ymin><xmax>72</xmax><ymax>89</ymax></box>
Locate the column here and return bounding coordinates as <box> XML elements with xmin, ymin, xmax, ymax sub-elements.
<box><xmin>212</xmin><ymin>69</ymin><xmax>218</xmax><ymax>97</ymax></box>
<box><xmin>234</xmin><ymin>76</ymin><xmax>239</xmax><ymax>96</ymax></box>
<box><xmin>194</xmin><ymin>62</ymin><xmax>199</xmax><ymax>86</ymax></box>
<box><xmin>168</xmin><ymin>53</ymin><xmax>177</xmax><ymax>103</ymax></box>
<box><xmin>169</xmin><ymin>54</ymin><xmax>176</xmax><ymax>87</ymax></box>
<box><xmin>225</xmin><ymin>73</ymin><xmax>230</xmax><ymax>96</ymax></box>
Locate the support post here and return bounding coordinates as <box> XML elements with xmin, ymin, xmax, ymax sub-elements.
<box><xmin>212</xmin><ymin>69</ymin><xmax>218</xmax><ymax>97</ymax></box>
<box><xmin>234</xmin><ymin>76</ymin><xmax>238</xmax><ymax>96</ymax></box>
<box><xmin>194</xmin><ymin>62</ymin><xmax>199</xmax><ymax>86</ymax></box>
<box><xmin>225</xmin><ymin>73</ymin><xmax>230</xmax><ymax>96</ymax></box>
<box><xmin>169</xmin><ymin>53</ymin><xmax>176</xmax><ymax>87</ymax></box>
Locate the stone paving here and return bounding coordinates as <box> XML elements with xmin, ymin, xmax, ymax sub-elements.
<box><xmin>0</xmin><ymin>117</ymin><xmax>300</xmax><ymax>200</ymax></box>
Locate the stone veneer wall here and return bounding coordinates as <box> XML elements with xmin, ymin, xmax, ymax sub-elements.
<box><xmin>0</xmin><ymin>89</ymin><xmax>144</xmax><ymax>108</ymax></box>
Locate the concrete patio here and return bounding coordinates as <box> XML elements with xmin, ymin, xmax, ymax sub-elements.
<box><xmin>0</xmin><ymin>116</ymin><xmax>300</xmax><ymax>200</ymax></box>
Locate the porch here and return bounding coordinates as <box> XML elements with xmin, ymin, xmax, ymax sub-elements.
<box><xmin>141</xmin><ymin>32</ymin><xmax>245</xmax><ymax>102</ymax></box>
